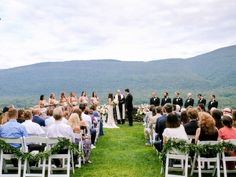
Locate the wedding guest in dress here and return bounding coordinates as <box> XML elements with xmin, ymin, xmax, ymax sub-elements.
<box><xmin>125</xmin><ymin>89</ymin><xmax>133</xmax><ymax>126</ymax></box>
<box><xmin>150</xmin><ymin>91</ymin><xmax>160</xmax><ymax>106</ymax></box>
<box><xmin>17</xmin><ymin>109</ymin><xmax>25</xmax><ymax>123</ymax></box>
<box><xmin>90</xmin><ymin>91</ymin><xmax>99</xmax><ymax>106</ymax></box>
<box><xmin>184</xmin><ymin>92</ymin><xmax>194</xmax><ymax>108</ymax></box>
<box><xmin>211</xmin><ymin>109</ymin><xmax>223</xmax><ymax>129</ymax></box>
<box><xmin>144</xmin><ymin>105</ymin><xmax>155</xmax><ymax>145</ymax></box>
<box><xmin>173</xmin><ymin>91</ymin><xmax>183</xmax><ymax>107</ymax></box>
<box><xmin>105</xmin><ymin>93</ymin><xmax>119</xmax><ymax>128</ymax></box>
<box><xmin>219</xmin><ymin>115</ymin><xmax>236</xmax><ymax>169</ymax></box>
<box><xmin>195</xmin><ymin>112</ymin><xmax>218</xmax><ymax>143</ymax></box>
<box><xmin>180</xmin><ymin>110</ymin><xmax>189</xmax><ymax>125</ymax></box>
<box><xmin>162</xmin><ymin>112</ymin><xmax>188</xmax><ymax>144</ymax></box>
<box><xmin>161</xmin><ymin>91</ymin><xmax>171</xmax><ymax>106</ymax></box>
<box><xmin>184</xmin><ymin>108</ymin><xmax>198</xmax><ymax>135</ymax></box>
<box><xmin>208</xmin><ymin>94</ymin><xmax>218</xmax><ymax>111</ymax></box>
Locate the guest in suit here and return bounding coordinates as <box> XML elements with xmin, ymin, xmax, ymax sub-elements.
<box><xmin>208</xmin><ymin>94</ymin><xmax>218</xmax><ymax>111</ymax></box>
<box><xmin>184</xmin><ymin>92</ymin><xmax>194</xmax><ymax>108</ymax></box>
<box><xmin>197</xmin><ymin>94</ymin><xmax>206</xmax><ymax>107</ymax></box>
<box><xmin>172</xmin><ymin>91</ymin><xmax>183</xmax><ymax>107</ymax></box>
<box><xmin>150</xmin><ymin>91</ymin><xmax>160</xmax><ymax>106</ymax></box>
<box><xmin>125</xmin><ymin>89</ymin><xmax>133</xmax><ymax>126</ymax></box>
<box><xmin>161</xmin><ymin>91</ymin><xmax>171</xmax><ymax>106</ymax></box>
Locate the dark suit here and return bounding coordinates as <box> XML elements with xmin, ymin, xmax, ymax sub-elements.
<box><xmin>184</xmin><ymin>120</ymin><xmax>198</xmax><ymax>135</ymax></box>
<box><xmin>125</xmin><ymin>93</ymin><xmax>133</xmax><ymax>126</ymax></box>
<box><xmin>184</xmin><ymin>98</ymin><xmax>194</xmax><ymax>108</ymax></box>
<box><xmin>198</xmin><ymin>98</ymin><xmax>206</xmax><ymax>106</ymax></box>
<box><xmin>161</xmin><ymin>97</ymin><xmax>171</xmax><ymax>106</ymax></box>
<box><xmin>173</xmin><ymin>97</ymin><xmax>183</xmax><ymax>107</ymax></box>
<box><xmin>155</xmin><ymin>114</ymin><xmax>167</xmax><ymax>141</ymax></box>
<box><xmin>150</xmin><ymin>97</ymin><xmax>160</xmax><ymax>106</ymax></box>
<box><xmin>208</xmin><ymin>100</ymin><xmax>218</xmax><ymax>110</ymax></box>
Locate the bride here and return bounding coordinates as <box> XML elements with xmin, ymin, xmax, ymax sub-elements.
<box><xmin>104</xmin><ymin>93</ymin><xmax>119</xmax><ymax>128</ymax></box>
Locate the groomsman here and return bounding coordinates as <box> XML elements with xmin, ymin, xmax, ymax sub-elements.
<box><xmin>208</xmin><ymin>94</ymin><xmax>218</xmax><ymax>111</ymax></box>
<box><xmin>114</xmin><ymin>90</ymin><xmax>125</xmax><ymax>124</ymax></box>
<box><xmin>184</xmin><ymin>92</ymin><xmax>194</xmax><ymax>108</ymax></box>
<box><xmin>161</xmin><ymin>91</ymin><xmax>171</xmax><ymax>106</ymax></box>
<box><xmin>150</xmin><ymin>91</ymin><xmax>160</xmax><ymax>106</ymax></box>
<box><xmin>125</xmin><ymin>89</ymin><xmax>133</xmax><ymax>126</ymax></box>
<box><xmin>197</xmin><ymin>93</ymin><xmax>206</xmax><ymax>107</ymax></box>
<box><xmin>172</xmin><ymin>91</ymin><xmax>183</xmax><ymax>107</ymax></box>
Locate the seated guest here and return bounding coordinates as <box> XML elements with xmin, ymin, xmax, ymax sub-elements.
<box><xmin>68</xmin><ymin>112</ymin><xmax>92</xmax><ymax>163</ymax></box>
<box><xmin>184</xmin><ymin>108</ymin><xmax>198</xmax><ymax>135</ymax></box>
<box><xmin>0</xmin><ymin>108</ymin><xmax>28</xmax><ymax>147</ymax></box>
<box><xmin>223</xmin><ymin>107</ymin><xmax>232</xmax><ymax>116</ymax></box>
<box><xmin>219</xmin><ymin>115</ymin><xmax>236</xmax><ymax>140</ymax></box>
<box><xmin>233</xmin><ymin>110</ymin><xmax>236</xmax><ymax>128</ymax></box>
<box><xmin>197</xmin><ymin>103</ymin><xmax>206</xmax><ymax>112</ymax></box>
<box><xmin>162</xmin><ymin>112</ymin><xmax>188</xmax><ymax>144</ymax></box>
<box><xmin>180</xmin><ymin>110</ymin><xmax>189</xmax><ymax>125</ymax></box>
<box><xmin>80</xmin><ymin>104</ymin><xmax>96</xmax><ymax>149</ymax></box>
<box><xmin>45</xmin><ymin>108</ymin><xmax>54</xmax><ymax>127</ymax></box>
<box><xmin>195</xmin><ymin>112</ymin><xmax>218</xmax><ymax>143</ymax></box>
<box><xmin>47</xmin><ymin>108</ymin><xmax>75</xmax><ymax>167</ymax></box>
<box><xmin>219</xmin><ymin>115</ymin><xmax>236</xmax><ymax>169</ymax></box>
<box><xmin>0</xmin><ymin>108</ymin><xmax>28</xmax><ymax>167</ymax></box>
<box><xmin>91</xmin><ymin>105</ymin><xmax>104</xmax><ymax>136</ymax></box>
<box><xmin>22</xmin><ymin>110</ymin><xmax>45</xmax><ymax>135</ymax></box>
<box><xmin>17</xmin><ymin>109</ymin><xmax>25</xmax><ymax>123</ymax></box>
<box><xmin>144</xmin><ymin>105</ymin><xmax>156</xmax><ymax>145</ymax></box>
<box><xmin>32</xmin><ymin>108</ymin><xmax>46</xmax><ymax>127</ymax></box>
<box><xmin>1</xmin><ymin>106</ymin><xmax>9</xmax><ymax>125</ymax></box>
<box><xmin>154</xmin><ymin>103</ymin><xmax>172</xmax><ymax>151</ymax></box>
<box><xmin>211</xmin><ymin>109</ymin><xmax>223</xmax><ymax>129</ymax></box>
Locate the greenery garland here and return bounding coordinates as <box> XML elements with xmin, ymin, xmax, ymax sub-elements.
<box><xmin>161</xmin><ymin>139</ymin><xmax>236</xmax><ymax>165</ymax></box>
<box><xmin>0</xmin><ymin>138</ymin><xmax>82</xmax><ymax>161</ymax></box>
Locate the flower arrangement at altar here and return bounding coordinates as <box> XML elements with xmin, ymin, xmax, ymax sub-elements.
<box><xmin>136</xmin><ymin>104</ymin><xmax>150</xmax><ymax>116</ymax></box>
<box><xmin>97</xmin><ymin>104</ymin><xmax>108</xmax><ymax>116</ymax></box>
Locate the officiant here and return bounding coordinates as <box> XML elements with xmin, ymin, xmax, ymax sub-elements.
<box><xmin>114</xmin><ymin>90</ymin><xmax>125</xmax><ymax>124</ymax></box>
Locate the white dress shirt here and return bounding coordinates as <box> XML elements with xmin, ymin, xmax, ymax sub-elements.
<box><xmin>22</xmin><ymin>120</ymin><xmax>45</xmax><ymax>135</ymax></box>
<box><xmin>82</xmin><ymin>112</ymin><xmax>92</xmax><ymax>129</ymax></box>
<box><xmin>47</xmin><ymin>120</ymin><xmax>75</xmax><ymax>142</ymax></box>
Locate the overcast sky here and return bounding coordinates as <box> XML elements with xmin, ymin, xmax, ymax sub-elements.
<box><xmin>0</xmin><ymin>0</ymin><xmax>236</xmax><ymax>69</ymax></box>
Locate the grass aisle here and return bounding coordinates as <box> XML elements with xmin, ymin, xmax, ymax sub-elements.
<box><xmin>72</xmin><ymin>123</ymin><xmax>162</xmax><ymax>177</ymax></box>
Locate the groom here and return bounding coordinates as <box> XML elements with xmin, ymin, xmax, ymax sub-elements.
<box><xmin>125</xmin><ymin>88</ymin><xmax>133</xmax><ymax>126</ymax></box>
<box><xmin>114</xmin><ymin>90</ymin><xmax>125</xmax><ymax>124</ymax></box>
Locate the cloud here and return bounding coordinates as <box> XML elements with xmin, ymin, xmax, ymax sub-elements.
<box><xmin>0</xmin><ymin>0</ymin><xmax>236</xmax><ymax>68</ymax></box>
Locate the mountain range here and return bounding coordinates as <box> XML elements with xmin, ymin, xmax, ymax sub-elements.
<box><xmin>0</xmin><ymin>45</ymin><xmax>235</xmax><ymax>108</ymax></box>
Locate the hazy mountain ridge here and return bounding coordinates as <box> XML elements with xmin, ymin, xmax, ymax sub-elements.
<box><xmin>0</xmin><ymin>45</ymin><xmax>235</xmax><ymax>108</ymax></box>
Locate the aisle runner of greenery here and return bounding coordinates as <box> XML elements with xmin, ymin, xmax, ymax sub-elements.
<box><xmin>73</xmin><ymin>124</ymin><xmax>161</xmax><ymax>177</ymax></box>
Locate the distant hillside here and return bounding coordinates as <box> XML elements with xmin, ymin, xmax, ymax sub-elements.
<box><xmin>0</xmin><ymin>45</ymin><xmax>235</xmax><ymax>108</ymax></box>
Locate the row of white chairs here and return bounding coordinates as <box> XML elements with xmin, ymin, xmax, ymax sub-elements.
<box><xmin>164</xmin><ymin>139</ymin><xmax>236</xmax><ymax>177</ymax></box>
<box><xmin>0</xmin><ymin>136</ymin><xmax>81</xmax><ymax>177</ymax></box>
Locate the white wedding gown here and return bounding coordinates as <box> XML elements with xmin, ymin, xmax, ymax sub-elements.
<box><xmin>104</xmin><ymin>105</ymin><xmax>119</xmax><ymax>128</ymax></box>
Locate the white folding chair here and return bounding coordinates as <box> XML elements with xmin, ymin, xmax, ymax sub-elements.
<box><xmin>47</xmin><ymin>138</ymin><xmax>73</xmax><ymax>177</ymax></box>
<box><xmin>23</xmin><ymin>136</ymin><xmax>47</xmax><ymax>177</ymax></box>
<box><xmin>191</xmin><ymin>141</ymin><xmax>221</xmax><ymax>177</ymax></box>
<box><xmin>74</xmin><ymin>133</ymin><xmax>84</xmax><ymax>168</ymax></box>
<box><xmin>164</xmin><ymin>139</ymin><xmax>190</xmax><ymax>177</ymax></box>
<box><xmin>0</xmin><ymin>137</ymin><xmax>24</xmax><ymax>177</ymax></box>
<box><xmin>222</xmin><ymin>139</ymin><xmax>236</xmax><ymax>177</ymax></box>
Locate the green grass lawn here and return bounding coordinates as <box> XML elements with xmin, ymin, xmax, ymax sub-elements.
<box><xmin>72</xmin><ymin>123</ymin><xmax>162</xmax><ymax>177</ymax></box>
